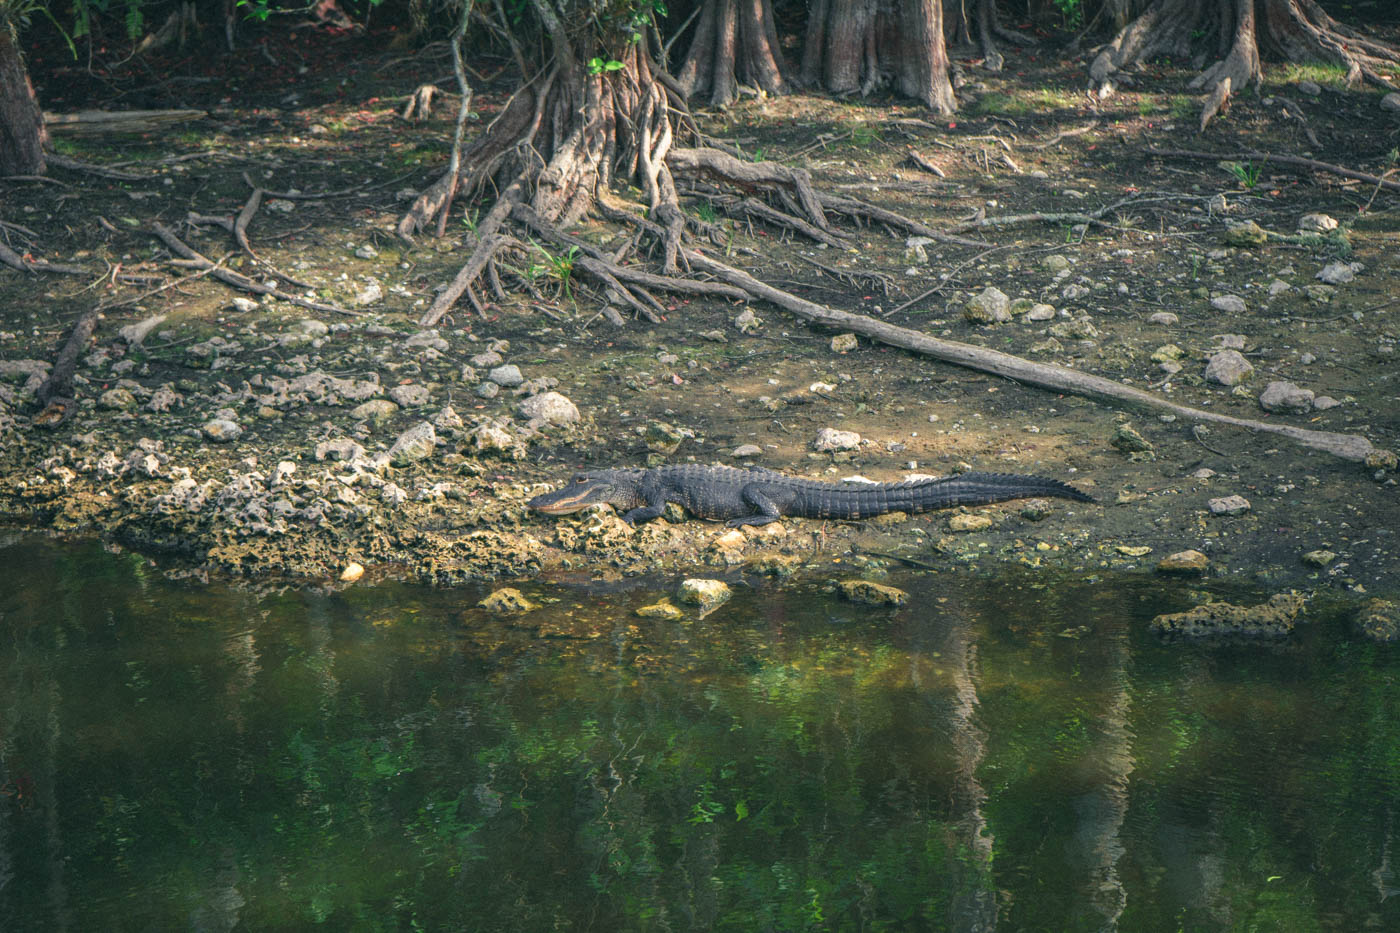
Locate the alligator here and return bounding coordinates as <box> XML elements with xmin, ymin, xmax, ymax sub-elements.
<box><xmin>528</xmin><ymin>464</ymin><xmax>1095</xmax><ymax>528</ymax></box>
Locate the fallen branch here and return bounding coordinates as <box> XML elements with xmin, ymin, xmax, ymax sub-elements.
<box><xmin>151</xmin><ymin>223</ymin><xmax>360</xmax><ymax>316</ymax></box>
<box><xmin>43</xmin><ymin>108</ymin><xmax>206</xmax><ymax>136</ymax></box>
<box><xmin>684</xmin><ymin>248</ymin><xmax>1379</xmax><ymax>464</ymax></box>
<box><xmin>43</xmin><ymin>152</ymin><xmax>146</xmax><ymax>181</ymax></box>
<box><xmin>0</xmin><ymin>240</ymin><xmax>87</xmax><ymax>275</ymax></box>
<box><xmin>36</xmin><ymin>307</ymin><xmax>101</xmax><ymax>407</ymax></box>
<box><xmin>1145</xmin><ymin>147</ymin><xmax>1400</xmax><ymax>193</ymax></box>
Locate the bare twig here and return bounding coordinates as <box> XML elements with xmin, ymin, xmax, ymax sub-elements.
<box><xmin>1145</xmin><ymin>147</ymin><xmax>1400</xmax><ymax>192</ymax></box>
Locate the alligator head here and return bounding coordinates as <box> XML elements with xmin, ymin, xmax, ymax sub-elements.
<box><xmin>528</xmin><ymin>470</ymin><xmax>636</xmax><ymax>516</ymax></box>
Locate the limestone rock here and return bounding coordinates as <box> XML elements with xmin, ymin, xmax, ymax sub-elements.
<box><xmin>813</xmin><ymin>428</ymin><xmax>861</xmax><ymax>452</ymax></box>
<box><xmin>838</xmin><ymin>579</ymin><xmax>908</xmax><ymax>607</ymax></box>
<box><xmin>1204</xmin><ymin>350</ymin><xmax>1253</xmax><ymax>386</ymax></box>
<box><xmin>202</xmin><ymin>419</ymin><xmax>243</xmax><ymax>442</ymax></box>
<box><xmin>636</xmin><ymin>598</ymin><xmax>684</xmax><ymax>620</ymax></box>
<box><xmin>1298</xmin><ymin>213</ymin><xmax>1336</xmax><ymax>233</ymax></box>
<box><xmin>830</xmin><ymin>333</ymin><xmax>859</xmax><ymax>353</ymax></box>
<box><xmin>1150</xmin><ymin>592</ymin><xmax>1306</xmax><ymax>638</ymax></box>
<box><xmin>1259</xmin><ymin>381</ymin><xmax>1315</xmax><ymax>413</ymax></box>
<box><xmin>478</xmin><ymin>587</ymin><xmax>537</xmax><ymax>613</ymax></box>
<box><xmin>488</xmin><ymin>364</ymin><xmax>524</xmax><ymax>387</ymax></box>
<box><xmin>517</xmin><ymin>391</ymin><xmax>580</xmax><ymax>426</ymax></box>
<box><xmin>1356</xmin><ymin>598</ymin><xmax>1399</xmax><ymax>642</ymax></box>
<box><xmin>677</xmin><ymin>578</ymin><xmax>731</xmax><ymax>612</ymax></box>
<box><xmin>352</xmin><ymin>399</ymin><xmax>399</xmax><ymax>423</ymax></box>
<box><xmin>1210</xmin><ymin>294</ymin><xmax>1247</xmax><ymax>314</ymax></box>
<box><xmin>388</xmin><ymin>383</ymin><xmax>431</xmax><ymax>407</ymax></box>
<box><xmin>1157</xmin><ymin>550</ymin><xmax>1209</xmax><ymax>575</ymax></box>
<box><xmin>964</xmin><ymin>286</ymin><xmax>1011</xmax><ymax>324</ymax></box>
<box><xmin>1208</xmin><ymin>495</ymin><xmax>1251</xmax><ymax>515</ymax></box>
<box><xmin>1224</xmin><ymin>221</ymin><xmax>1268</xmax><ymax>247</ymax></box>
<box><xmin>1317</xmin><ymin>261</ymin><xmax>1362</xmax><ymax>285</ymax></box>
<box><xmin>388</xmin><ymin>421</ymin><xmax>436</xmax><ymax>465</ymax></box>
<box><xmin>948</xmin><ymin>513</ymin><xmax>993</xmax><ymax>532</ymax></box>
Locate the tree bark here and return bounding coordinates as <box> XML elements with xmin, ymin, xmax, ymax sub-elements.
<box><xmin>675</xmin><ymin>0</ymin><xmax>789</xmax><ymax>107</ymax></box>
<box><xmin>1090</xmin><ymin>0</ymin><xmax>1400</xmax><ymax>109</ymax></box>
<box><xmin>802</xmin><ymin>0</ymin><xmax>956</xmax><ymax>113</ymax></box>
<box><xmin>0</xmin><ymin>26</ymin><xmax>47</xmax><ymax>175</ymax></box>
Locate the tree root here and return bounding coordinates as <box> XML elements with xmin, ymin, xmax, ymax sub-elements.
<box><xmin>1145</xmin><ymin>146</ymin><xmax>1400</xmax><ymax>192</ymax></box>
<box><xmin>1090</xmin><ymin>0</ymin><xmax>1400</xmax><ymax>129</ymax></box>
<box><xmin>151</xmin><ymin>223</ymin><xmax>360</xmax><ymax>316</ymax></box>
<box><xmin>36</xmin><ymin>307</ymin><xmax>101</xmax><ymax>409</ymax></box>
<box><xmin>683</xmin><ymin>247</ymin><xmax>1379</xmax><ymax>464</ymax></box>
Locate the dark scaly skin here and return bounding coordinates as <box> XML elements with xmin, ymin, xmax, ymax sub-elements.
<box><xmin>528</xmin><ymin>464</ymin><xmax>1095</xmax><ymax>528</ymax></box>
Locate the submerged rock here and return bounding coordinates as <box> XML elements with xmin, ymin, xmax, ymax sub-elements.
<box><xmin>838</xmin><ymin>579</ymin><xmax>908</xmax><ymax>607</ymax></box>
<box><xmin>1150</xmin><ymin>592</ymin><xmax>1306</xmax><ymax>638</ymax></box>
<box><xmin>1355</xmin><ymin>598</ymin><xmax>1399</xmax><ymax>642</ymax></box>
<box><xmin>1156</xmin><ymin>550</ymin><xmax>1210</xmax><ymax>575</ymax></box>
<box><xmin>636</xmin><ymin>598</ymin><xmax>684</xmax><ymax>620</ymax></box>
<box><xmin>677</xmin><ymin>578</ymin><xmax>731</xmax><ymax>613</ymax></box>
<box><xmin>478</xmin><ymin>587</ymin><xmax>537</xmax><ymax>613</ymax></box>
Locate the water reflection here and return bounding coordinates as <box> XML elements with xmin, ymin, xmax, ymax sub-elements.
<box><xmin>0</xmin><ymin>536</ymin><xmax>1396</xmax><ymax>931</ymax></box>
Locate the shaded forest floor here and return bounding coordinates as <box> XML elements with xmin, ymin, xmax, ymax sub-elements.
<box><xmin>1</xmin><ymin>22</ymin><xmax>1398</xmax><ymax>602</ymax></box>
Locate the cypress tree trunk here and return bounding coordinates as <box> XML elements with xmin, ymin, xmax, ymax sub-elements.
<box><xmin>0</xmin><ymin>25</ymin><xmax>46</xmax><ymax>175</ymax></box>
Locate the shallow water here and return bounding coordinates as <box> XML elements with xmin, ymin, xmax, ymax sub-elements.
<box><xmin>1</xmin><ymin>534</ymin><xmax>1396</xmax><ymax>932</ymax></box>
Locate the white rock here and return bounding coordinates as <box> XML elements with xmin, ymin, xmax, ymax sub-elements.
<box><xmin>488</xmin><ymin>364</ymin><xmax>524</xmax><ymax>387</ymax></box>
<box><xmin>1208</xmin><ymin>495</ymin><xmax>1251</xmax><ymax>515</ymax></box>
<box><xmin>1313</xmin><ymin>396</ymin><xmax>1342</xmax><ymax>411</ymax></box>
<box><xmin>388</xmin><ymin>421</ymin><xmax>436</xmax><ymax>465</ymax></box>
<box><xmin>1210</xmin><ymin>294</ymin><xmax>1247</xmax><ymax>314</ymax></box>
<box><xmin>1204</xmin><ymin>350</ymin><xmax>1253</xmax><ymax>386</ymax></box>
<box><xmin>117</xmin><ymin>314</ymin><xmax>168</xmax><ymax>346</ymax></box>
<box><xmin>1259</xmin><ymin>381</ymin><xmax>1315</xmax><ymax>413</ymax></box>
<box><xmin>1147</xmin><ymin>311</ymin><xmax>1178</xmax><ymax>325</ymax></box>
<box><xmin>202</xmin><ymin>419</ymin><xmax>243</xmax><ymax>442</ymax></box>
<box><xmin>388</xmin><ymin>383</ymin><xmax>431</xmax><ymax>407</ymax></box>
<box><xmin>813</xmin><ymin>428</ymin><xmax>861</xmax><ymax>452</ymax></box>
<box><xmin>1317</xmin><ymin>261</ymin><xmax>1362</xmax><ymax>285</ymax></box>
<box><xmin>732</xmin><ymin>444</ymin><xmax>763</xmax><ymax>457</ymax></box>
<box><xmin>1026</xmin><ymin>303</ymin><xmax>1056</xmax><ymax>321</ymax></box>
<box><xmin>1297</xmin><ymin>213</ymin><xmax>1337</xmax><ymax>233</ymax></box>
<box><xmin>1268</xmin><ymin>279</ymin><xmax>1291</xmax><ymax>296</ymax></box>
<box><xmin>355</xmin><ymin>282</ymin><xmax>383</xmax><ymax>306</ymax></box>
<box><xmin>1381</xmin><ymin>92</ymin><xmax>1400</xmax><ymax>113</ymax></box>
<box><xmin>517</xmin><ymin>391</ymin><xmax>580</xmax><ymax>426</ymax></box>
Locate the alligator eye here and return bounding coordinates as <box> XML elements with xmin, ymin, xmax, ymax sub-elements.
<box><xmin>573</xmin><ymin>475</ymin><xmax>587</xmax><ymax>484</ymax></box>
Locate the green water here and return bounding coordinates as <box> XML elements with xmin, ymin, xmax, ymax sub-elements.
<box><xmin>1</xmin><ymin>534</ymin><xmax>1397</xmax><ymax>932</ymax></box>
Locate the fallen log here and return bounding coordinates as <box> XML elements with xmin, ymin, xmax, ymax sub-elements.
<box><xmin>686</xmin><ymin>248</ymin><xmax>1380</xmax><ymax>464</ymax></box>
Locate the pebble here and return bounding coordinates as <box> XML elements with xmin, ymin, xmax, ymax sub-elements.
<box><xmin>388</xmin><ymin>383</ymin><xmax>431</xmax><ymax>407</ymax></box>
<box><xmin>1298</xmin><ymin>213</ymin><xmax>1336</xmax><ymax>233</ymax></box>
<box><xmin>1317</xmin><ymin>261</ymin><xmax>1362</xmax><ymax>285</ymax></box>
<box><xmin>1210</xmin><ymin>294</ymin><xmax>1247</xmax><ymax>314</ymax></box>
<box><xmin>838</xmin><ymin>580</ymin><xmax>908</xmax><ymax>606</ymax></box>
<box><xmin>1312</xmin><ymin>396</ymin><xmax>1341</xmax><ymax>411</ymax></box>
<box><xmin>354</xmin><ymin>244</ymin><xmax>378</xmax><ymax>259</ymax></box>
<box><xmin>99</xmin><ymin>387</ymin><xmax>137</xmax><ymax>410</ymax></box>
<box><xmin>469</xmin><ymin>351</ymin><xmax>503</xmax><ymax>368</ymax></box>
<box><xmin>1204</xmin><ymin>350</ymin><xmax>1253</xmax><ymax>386</ymax></box>
<box><xmin>340</xmin><ymin>562</ymin><xmax>365</xmax><ymax>583</ymax></box>
<box><xmin>1041</xmin><ymin>255</ymin><xmax>1070</xmax><ymax>272</ymax></box>
<box><xmin>830</xmin><ymin>333</ymin><xmax>859</xmax><ymax>352</ymax></box>
<box><xmin>813</xmin><ymin>427</ymin><xmax>861</xmax><ymax>451</ymax></box>
<box><xmin>964</xmin><ymin>286</ymin><xmax>1011</xmax><ymax>324</ymax></box>
<box><xmin>948</xmin><ymin>513</ymin><xmax>993</xmax><ymax>532</ymax></box>
<box><xmin>1147</xmin><ymin>311</ymin><xmax>1178</xmax><ymax>325</ymax></box>
<box><xmin>355</xmin><ymin>282</ymin><xmax>383</xmax><ymax>306</ymax></box>
<box><xmin>488</xmin><ymin>364</ymin><xmax>524</xmax><ymax>387</ymax></box>
<box><xmin>404</xmin><ymin>330</ymin><xmax>449</xmax><ymax>351</ymax></box>
<box><xmin>1060</xmin><ymin>283</ymin><xmax>1090</xmax><ymax>301</ymax></box>
<box><xmin>202</xmin><ymin>419</ymin><xmax>243</xmax><ymax>442</ymax></box>
<box><xmin>1157</xmin><ymin>549</ymin><xmax>1210</xmax><ymax>574</ymax></box>
<box><xmin>678</xmin><ymin>578</ymin><xmax>731</xmax><ymax>612</ymax></box>
<box><xmin>351</xmin><ymin>399</ymin><xmax>399</xmax><ymax>423</ymax></box>
<box><xmin>731</xmin><ymin>444</ymin><xmax>763</xmax><ymax>458</ymax></box>
<box><xmin>636</xmin><ymin>598</ymin><xmax>684</xmax><ymax>620</ymax></box>
<box><xmin>475</xmin><ymin>382</ymin><xmax>500</xmax><ymax>399</ymax></box>
<box><xmin>1302</xmin><ymin>549</ymin><xmax>1337</xmax><ymax>568</ymax></box>
<box><xmin>733</xmin><ymin>308</ymin><xmax>760</xmax><ymax>333</ymax></box>
<box><xmin>477</xmin><ymin>588</ymin><xmax>536</xmax><ymax>613</ymax></box>
<box><xmin>1259</xmin><ymin>381</ymin><xmax>1315</xmax><ymax>413</ymax></box>
<box><xmin>1026</xmin><ymin>303</ymin><xmax>1056</xmax><ymax>321</ymax></box>
<box><xmin>1209</xmin><ymin>495</ymin><xmax>1251</xmax><ymax>515</ymax></box>
<box><xmin>517</xmin><ymin>391</ymin><xmax>580</xmax><ymax>425</ymax></box>
<box><xmin>118</xmin><ymin>314</ymin><xmax>168</xmax><ymax>345</ymax></box>
<box><xmin>1224</xmin><ymin>221</ymin><xmax>1267</xmax><ymax>246</ymax></box>
<box><xmin>388</xmin><ymin>421</ymin><xmax>436</xmax><ymax>465</ymax></box>
<box><xmin>315</xmin><ymin>438</ymin><xmax>365</xmax><ymax>462</ymax></box>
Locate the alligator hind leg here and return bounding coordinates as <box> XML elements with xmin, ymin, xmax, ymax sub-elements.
<box><xmin>725</xmin><ymin>485</ymin><xmax>785</xmax><ymax>527</ymax></box>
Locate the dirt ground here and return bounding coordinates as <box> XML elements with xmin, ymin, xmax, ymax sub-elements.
<box><xmin>2</xmin><ymin>25</ymin><xmax>1398</xmax><ymax>598</ymax></box>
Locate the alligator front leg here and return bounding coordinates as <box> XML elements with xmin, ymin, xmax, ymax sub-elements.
<box><xmin>725</xmin><ymin>485</ymin><xmax>784</xmax><ymax>527</ymax></box>
<box><xmin>620</xmin><ymin>484</ymin><xmax>670</xmax><ymax>525</ymax></box>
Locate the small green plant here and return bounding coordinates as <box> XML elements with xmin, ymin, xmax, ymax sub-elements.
<box><xmin>460</xmin><ymin>208</ymin><xmax>480</xmax><ymax>234</ymax></box>
<box><xmin>536</xmin><ymin>244</ymin><xmax>579</xmax><ymax>302</ymax></box>
<box><xmin>1225</xmin><ymin>160</ymin><xmax>1262</xmax><ymax>189</ymax></box>
<box><xmin>693</xmin><ymin>202</ymin><xmax>717</xmax><ymax>224</ymax></box>
<box><xmin>1052</xmin><ymin>0</ymin><xmax>1083</xmax><ymax>28</ymax></box>
<box><xmin>587</xmin><ymin>57</ymin><xmax>625</xmax><ymax>75</ymax></box>
<box><xmin>851</xmin><ymin>124</ymin><xmax>881</xmax><ymax>147</ymax></box>
<box><xmin>1168</xmin><ymin>96</ymin><xmax>1195</xmax><ymax>119</ymax></box>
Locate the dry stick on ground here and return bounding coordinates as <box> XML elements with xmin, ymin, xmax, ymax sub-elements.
<box><xmin>683</xmin><ymin>248</ymin><xmax>1379</xmax><ymax>464</ymax></box>
<box><xmin>0</xmin><ymin>240</ymin><xmax>87</xmax><ymax>275</ymax></box>
<box><xmin>1024</xmin><ymin>122</ymin><xmax>1098</xmax><ymax>150</ymax></box>
<box><xmin>43</xmin><ymin>153</ymin><xmax>146</xmax><ymax>181</ymax></box>
<box><xmin>36</xmin><ymin>307</ymin><xmax>101</xmax><ymax>407</ymax></box>
<box><xmin>1145</xmin><ymin>147</ymin><xmax>1400</xmax><ymax>193</ymax></box>
<box><xmin>231</xmin><ymin>183</ymin><xmax>319</xmax><ymax>291</ymax></box>
<box><xmin>151</xmin><ymin>223</ymin><xmax>361</xmax><ymax>316</ymax></box>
